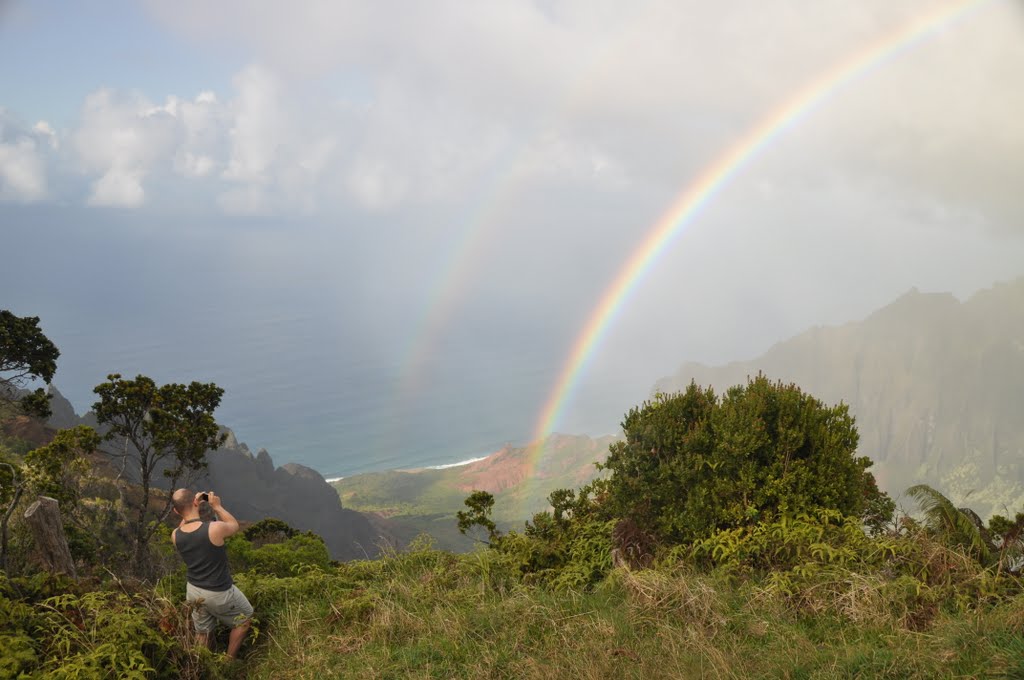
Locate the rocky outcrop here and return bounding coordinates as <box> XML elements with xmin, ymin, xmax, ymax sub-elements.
<box><xmin>45</xmin><ymin>386</ymin><xmax>81</xmax><ymax>431</ymax></box>
<box><xmin>194</xmin><ymin>440</ymin><xmax>386</xmax><ymax>560</ymax></box>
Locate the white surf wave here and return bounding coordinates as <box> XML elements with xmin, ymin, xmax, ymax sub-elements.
<box><xmin>325</xmin><ymin>453</ymin><xmax>490</xmax><ymax>482</ymax></box>
<box><xmin>426</xmin><ymin>455</ymin><xmax>489</xmax><ymax>470</ymax></box>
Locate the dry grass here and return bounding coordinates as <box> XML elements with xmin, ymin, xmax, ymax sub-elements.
<box><xmin>232</xmin><ymin>548</ymin><xmax>1024</xmax><ymax>680</ymax></box>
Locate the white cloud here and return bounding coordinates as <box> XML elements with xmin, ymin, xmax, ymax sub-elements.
<box><xmin>135</xmin><ymin>0</ymin><xmax>1024</xmax><ymax>225</ymax></box>
<box><xmin>89</xmin><ymin>168</ymin><xmax>145</xmax><ymax>207</ymax></box>
<box><xmin>211</xmin><ymin>65</ymin><xmax>350</xmax><ymax>214</ymax></box>
<box><xmin>0</xmin><ymin>137</ymin><xmax>46</xmax><ymax>201</ymax></box>
<box><xmin>3</xmin><ymin>0</ymin><xmax>1019</xmax><ymax>222</ymax></box>
<box><xmin>68</xmin><ymin>88</ymin><xmax>229</xmax><ymax>206</ymax></box>
<box><xmin>344</xmin><ymin>158</ymin><xmax>409</xmax><ymax>212</ymax></box>
<box><xmin>174</xmin><ymin>151</ymin><xmax>215</xmax><ymax>178</ymax></box>
<box><xmin>32</xmin><ymin>121</ymin><xmax>58</xmax><ymax>149</ymax></box>
<box><xmin>0</xmin><ymin>112</ymin><xmax>50</xmax><ymax>202</ymax></box>
<box><xmin>72</xmin><ymin>89</ymin><xmax>178</xmax><ymax>206</ymax></box>
<box><xmin>167</xmin><ymin>91</ymin><xmax>226</xmax><ymax>179</ymax></box>
<box><xmin>217</xmin><ymin>184</ymin><xmax>271</xmax><ymax>215</ymax></box>
<box><xmin>222</xmin><ymin>66</ymin><xmax>285</xmax><ymax>184</ymax></box>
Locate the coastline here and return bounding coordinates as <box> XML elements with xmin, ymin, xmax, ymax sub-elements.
<box><xmin>325</xmin><ymin>453</ymin><xmax>491</xmax><ymax>483</ymax></box>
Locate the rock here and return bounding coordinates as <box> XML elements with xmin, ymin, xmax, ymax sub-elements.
<box><xmin>45</xmin><ymin>386</ymin><xmax>82</xmax><ymax>430</ymax></box>
<box><xmin>194</xmin><ymin>442</ymin><xmax>385</xmax><ymax>560</ymax></box>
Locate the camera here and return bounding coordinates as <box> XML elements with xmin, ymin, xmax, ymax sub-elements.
<box><xmin>197</xmin><ymin>492</ymin><xmax>209</xmax><ymax>502</ymax></box>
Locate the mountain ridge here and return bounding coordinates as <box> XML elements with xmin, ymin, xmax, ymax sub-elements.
<box><xmin>655</xmin><ymin>277</ymin><xmax>1024</xmax><ymax>517</ymax></box>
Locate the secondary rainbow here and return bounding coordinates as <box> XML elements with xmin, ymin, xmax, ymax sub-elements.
<box><xmin>527</xmin><ymin>0</ymin><xmax>998</xmax><ymax>466</ymax></box>
<box><xmin>392</xmin><ymin>9</ymin><xmax>669</xmax><ymax>409</ymax></box>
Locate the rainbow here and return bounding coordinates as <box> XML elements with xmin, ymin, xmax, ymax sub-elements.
<box><xmin>526</xmin><ymin>0</ymin><xmax>997</xmax><ymax>470</ymax></box>
<box><xmin>395</xmin><ymin>164</ymin><xmax>513</xmax><ymax>401</ymax></box>
<box><xmin>393</xmin><ymin>10</ymin><xmax>661</xmax><ymax>408</ymax></box>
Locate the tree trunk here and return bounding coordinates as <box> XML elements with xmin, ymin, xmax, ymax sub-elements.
<box><xmin>1</xmin><ymin>486</ymin><xmax>24</xmax><ymax>574</ymax></box>
<box><xmin>23</xmin><ymin>496</ymin><xmax>76</xmax><ymax>578</ymax></box>
<box><xmin>133</xmin><ymin>459</ymin><xmax>153</xmax><ymax>576</ymax></box>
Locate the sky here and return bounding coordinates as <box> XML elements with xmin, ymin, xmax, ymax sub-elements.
<box><xmin>2</xmin><ymin>0</ymin><xmax>1023</xmax><ymax>476</ymax></box>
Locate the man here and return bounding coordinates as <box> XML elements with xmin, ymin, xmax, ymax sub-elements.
<box><xmin>171</xmin><ymin>489</ymin><xmax>253</xmax><ymax>659</ymax></box>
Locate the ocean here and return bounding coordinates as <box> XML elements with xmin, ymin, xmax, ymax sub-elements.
<box><xmin>2</xmin><ymin>207</ymin><xmax>646</xmax><ymax>478</ymax></box>
<box><xmin>36</xmin><ymin>299</ymin><xmax>637</xmax><ymax>479</ymax></box>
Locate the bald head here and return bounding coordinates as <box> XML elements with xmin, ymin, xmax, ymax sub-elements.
<box><xmin>172</xmin><ymin>488</ymin><xmax>196</xmax><ymax>515</ymax></box>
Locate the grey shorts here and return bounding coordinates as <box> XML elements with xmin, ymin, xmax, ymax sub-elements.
<box><xmin>186</xmin><ymin>583</ymin><xmax>253</xmax><ymax>632</ymax></box>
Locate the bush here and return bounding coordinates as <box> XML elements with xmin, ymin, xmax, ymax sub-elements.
<box><xmin>228</xmin><ymin>532</ymin><xmax>331</xmax><ymax>577</ymax></box>
<box><xmin>242</xmin><ymin>518</ymin><xmax>299</xmax><ymax>547</ymax></box>
<box><xmin>686</xmin><ymin>508</ymin><xmax>904</xmax><ymax>574</ymax></box>
<box><xmin>600</xmin><ymin>376</ymin><xmax>883</xmax><ymax>545</ymax></box>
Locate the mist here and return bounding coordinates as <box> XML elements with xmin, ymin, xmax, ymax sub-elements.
<box><xmin>2</xmin><ymin>0</ymin><xmax>1023</xmax><ymax>475</ymax></box>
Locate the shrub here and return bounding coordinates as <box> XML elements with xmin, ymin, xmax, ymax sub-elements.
<box><xmin>600</xmin><ymin>376</ymin><xmax>883</xmax><ymax>545</ymax></box>
<box><xmin>687</xmin><ymin>508</ymin><xmax>903</xmax><ymax>574</ymax></box>
<box><xmin>242</xmin><ymin>517</ymin><xmax>299</xmax><ymax>547</ymax></box>
<box><xmin>228</xmin><ymin>532</ymin><xmax>331</xmax><ymax>577</ymax></box>
<box><xmin>0</xmin><ymin>572</ymin><xmax>222</xmax><ymax>679</ymax></box>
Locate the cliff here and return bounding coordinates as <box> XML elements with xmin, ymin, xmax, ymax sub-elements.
<box><xmin>653</xmin><ymin>278</ymin><xmax>1024</xmax><ymax>517</ymax></box>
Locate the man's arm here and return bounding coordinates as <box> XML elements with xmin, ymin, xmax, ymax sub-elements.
<box><xmin>204</xmin><ymin>492</ymin><xmax>240</xmax><ymax>546</ymax></box>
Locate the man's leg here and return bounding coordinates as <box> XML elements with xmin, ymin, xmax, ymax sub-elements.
<box><xmin>226</xmin><ymin>619</ymin><xmax>250</xmax><ymax>659</ymax></box>
<box><xmin>188</xmin><ymin>586</ymin><xmax>217</xmax><ymax>653</ymax></box>
<box><xmin>196</xmin><ymin>630</ymin><xmax>214</xmax><ymax>651</ymax></box>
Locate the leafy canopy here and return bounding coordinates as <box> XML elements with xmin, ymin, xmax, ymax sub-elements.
<box><xmin>92</xmin><ymin>374</ymin><xmax>226</xmax><ymax>572</ymax></box>
<box><xmin>598</xmin><ymin>374</ymin><xmax>879</xmax><ymax>544</ymax></box>
<box><xmin>22</xmin><ymin>425</ymin><xmax>100</xmax><ymax>510</ymax></box>
<box><xmin>0</xmin><ymin>310</ymin><xmax>60</xmax><ymax>418</ymax></box>
<box><xmin>456</xmin><ymin>490</ymin><xmax>499</xmax><ymax>545</ymax></box>
<box><xmin>92</xmin><ymin>374</ymin><xmax>226</xmax><ymax>487</ymax></box>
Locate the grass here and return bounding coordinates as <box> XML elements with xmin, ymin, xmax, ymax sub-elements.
<box><xmin>236</xmin><ymin>544</ymin><xmax>1024</xmax><ymax>680</ymax></box>
<box><xmin>6</xmin><ymin>534</ymin><xmax>1022</xmax><ymax>678</ymax></box>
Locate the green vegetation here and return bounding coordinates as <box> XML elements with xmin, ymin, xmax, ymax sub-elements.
<box><xmin>3</xmin><ymin>518</ymin><xmax>1023</xmax><ymax>678</ymax></box>
<box><xmin>234</xmin><ymin>536</ymin><xmax>1024</xmax><ymax>679</ymax></box>
<box><xmin>2</xmin><ymin>309</ymin><xmax>1022</xmax><ymax>677</ymax></box>
<box><xmin>333</xmin><ymin>467</ymin><xmax>478</xmax><ymax>551</ymax></box>
<box><xmin>335</xmin><ymin>468</ymin><xmax>469</xmax><ymax>517</ymax></box>
<box><xmin>600</xmin><ymin>378</ymin><xmax>877</xmax><ymax>545</ymax></box>
<box><xmin>92</xmin><ymin>373</ymin><xmax>227</xmax><ymax>574</ymax></box>
<box><xmin>1</xmin><ymin>426</ymin><xmax>98</xmax><ymax>572</ymax></box>
<box><xmin>0</xmin><ymin>310</ymin><xmax>60</xmax><ymax>419</ymax></box>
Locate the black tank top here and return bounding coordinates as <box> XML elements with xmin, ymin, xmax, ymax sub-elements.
<box><xmin>174</xmin><ymin>522</ymin><xmax>233</xmax><ymax>591</ymax></box>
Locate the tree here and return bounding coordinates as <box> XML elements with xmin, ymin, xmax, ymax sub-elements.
<box><xmin>599</xmin><ymin>375</ymin><xmax>878</xmax><ymax>545</ymax></box>
<box><xmin>457</xmin><ymin>490</ymin><xmax>500</xmax><ymax>545</ymax></box>
<box><xmin>0</xmin><ymin>310</ymin><xmax>59</xmax><ymax>418</ymax></box>
<box><xmin>92</xmin><ymin>374</ymin><xmax>226</xmax><ymax>572</ymax></box>
<box><xmin>23</xmin><ymin>425</ymin><xmax>99</xmax><ymax>509</ymax></box>
<box><xmin>243</xmin><ymin>517</ymin><xmax>299</xmax><ymax>548</ymax></box>
<box><xmin>0</xmin><ymin>458</ymin><xmax>22</xmax><ymax>574</ymax></box>
<box><xmin>861</xmin><ymin>470</ymin><xmax>897</xmax><ymax>536</ymax></box>
<box><xmin>0</xmin><ymin>425</ymin><xmax>98</xmax><ymax>573</ymax></box>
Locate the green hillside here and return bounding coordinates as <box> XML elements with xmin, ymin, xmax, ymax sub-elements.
<box><xmin>334</xmin><ymin>434</ymin><xmax>617</xmax><ymax>551</ymax></box>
